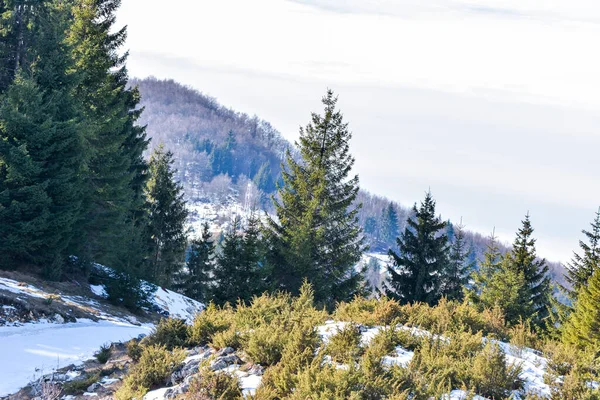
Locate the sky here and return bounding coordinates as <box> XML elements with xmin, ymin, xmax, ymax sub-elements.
<box><xmin>117</xmin><ymin>0</ymin><xmax>600</xmax><ymax>263</ymax></box>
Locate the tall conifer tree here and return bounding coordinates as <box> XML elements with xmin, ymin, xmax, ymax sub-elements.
<box><xmin>562</xmin><ymin>208</ymin><xmax>600</xmax><ymax>301</ymax></box>
<box><xmin>562</xmin><ymin>268</ymin><xmax>600</xmax><ymax>350</ymax></box>
<box><xmin>442</xmin><ymin>220</ymin><xmax>474</xmax><ymax>301</ymax></box>
<box><xmin>381</xmin><ymin>203</ymin><xmax>399</xmax><ymax>246</ymax></box>
<box><xmin>386</xmin><ymin>191</ymin><xmax>449</xmax><ymax>305</ymax></box>
<box><xmin>0</xmin><ymin>0</ymin><xmax>83</xmax><ymax>278</ymax></box>
<box><xmin>67</xmin><ymin>0</ymin><xmax>149</xmax><ymax>272</ymax></box>
<box><xmin>176</xmin><ymin>222</ymin><xmax>214</xmax><ymax>302</ymax></box>
<box><xmin>265</xmin><ymin>90</ymin><xmax>365</xmax><ymax>309</ymax></box>
<box><xmin>145</xmin><ymin>145</ymin><xmax>188</xmax><ymax>287</ymax></box>
<box><xmin>505</xmin><ymin>214</ymin><xmax>551</xmax><ymax>326</ymax></box>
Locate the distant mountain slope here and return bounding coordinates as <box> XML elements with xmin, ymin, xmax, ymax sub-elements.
<box><xmin>134</xmin><ymin>78</ymin><xmax>565</xmax><ymax>284</ymax></box>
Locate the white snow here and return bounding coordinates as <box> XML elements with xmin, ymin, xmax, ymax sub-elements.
<box><xmin>152</xmin><ymin>286</ymin><xmax>204</xmax><ymax>322</ymax></box>
<box><xmin>90</xmin><ymin>284</ymin><xmax>107</xmax><ymax>298</ymax></box>
<box><xmin>0</xmin><ymin>277</ymin><xmax>47</xmax><ymax>299</ymax></box>
<box><xmin>0</xmin><ymin>320</ymin><xmax>151</xmax><ymax>397</ymax></box>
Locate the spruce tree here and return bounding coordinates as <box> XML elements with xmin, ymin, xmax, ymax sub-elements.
<box><xmin>175</xmin><ymin>222</ymin><xmax>214</xmax><ymax>302</ymax></box>
<box><xmin>380</xmin><ymin>203</ymin><xmax>399</xmax><ymax>246</ymax></box>
<box><xmin>212</xmin><ymin>214</ymin><xmax>263</xmax><ymax>305</ymax></box>
<box><xmin>506</xmin><ymin>214</ymin><xmax>552</xmax><ymax>326</ymax></box>
<box><xmin>467</xmin><ymin>232</ymin><xmax>502</xmax><ymax>307</ymax></box>
<box><xmin>386</xmin><ymin>191</ymin><xmax>449</xmax><ymax>305</ymax></box>
<box><xmin>442</xmin><ymin>220</ymin><xmax>474</xmax><ymax>301</ymax></box>
<box><xmin>0</xmin><ymin>0</ymin><xmax>83</xmax><ymax>278</ymax></box>
<box><xmin>145</xmin><ymin>145</ymin><xmax>189</xmax><ymax>287</ymax></box>
<box><xmin>563</xmin><ymin>208</ymin><xmax>600</xmax><ymax>301</ymax></box>
<box><xmin>67</xmin><ymin>0</ymin><xmax>149</xmax><ymax>272</ymax></box>
<box><xmin>265</xmin><ymin>90</ymin><xmax>365</xmax><ymax>309</ymax></box>
<box><xmin>562</xmin><ymin>268</ymin><xmax>600</xmax><ymax>350</ymax></box>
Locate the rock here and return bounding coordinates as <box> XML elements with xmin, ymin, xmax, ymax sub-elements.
<box><xmin>169</xmin><ymin>358</ymin><xmax>201</xmax><ymax>385</ymax></box>
<box><xmin>53</xmin><ymin>314</ymin><xmax>65</xmax><ymax>324</ymax></box>
<box><xmin>248</xmin><ymin>364</ymin><xmax>265</xmax><ymax>376</ymax></box>
<box><xmin>87</xmin><ymin>382</ymin><xmax>101</xmax><ymax>393</ymax></box>
<box><xmin>219</xmin><ymin>354</ymin><xmax>242</xmax><ymax>365</ymax></box>
<box><xmin>210</xmin><ymin>359</ymin><xmax>229</xmax><ymax>371</ymax></box>
<box><xmin>216</xmin><ymin>346</ymin><xmax>234</xmax><ymax>356</ymax></box>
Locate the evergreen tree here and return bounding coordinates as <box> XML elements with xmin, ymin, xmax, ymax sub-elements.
<box><xmin>442</xmin><ymin>220</ymin><xmax>474</xmax><ymax>301</ymax></box>
<box><xmin>467</xmin><ymin>232</ymin><xmax>502</xmax><ymax>307</ymax></box>
<box><xmin>212</xmin><ymin>214</ymin><xmax>263</xmax><ymax>305</ymax></box>
<box><xmin>380</xmin><ymin>203</ymin><xmax>399</xmax><ymax>245</ymax></box>
<box><xmin>265</xmin><ymin>90</ymin><xmax>365</xmax><ymax>309</ymax></box>
<box><xmin>386</xmin><ymin>191</ymin><xmax>449</xmax><ymax>305</ymax></box>
<box><xmin>145</xmin><ymin>145</ymin><xmax>188</xmax><ymax>287</ymax></box>
<box><xmin>505</xmin><ymin>214</ymin><xmax>552</xmax><ymax>326</ymax></box>
<box><xmin>67</xmin><ymin>0</ymin><xmax>149</xmax><ymax>273</ymax></box>
<box><xmin>0</xmin><ymin>0</ymin><xmax>83</xmax><ymax>278</ymax></box>
<box><xmin>562</xmin><ymin>268</ymin><xmax>600</xmax><ymax>350</ymax></box>
<box><xmin>175</xmin><ymin>222</ymin><xmax>214</xmax><ymax>302</ymax></box>
<box><xmin>563</xmin><ymin>208</ymin><xmax>600</xmax><ymax>301</ymax></box>
<box><xmin>253</xmin><ymin>161</ymin><xmax>275</xmax><ymax>193</ymax></box>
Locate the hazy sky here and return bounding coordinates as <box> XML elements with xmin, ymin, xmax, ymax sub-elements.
<box><xmin>117</xmin><ymin>0</ymin><xmax>600</xmax><ymax>263</ymax></box>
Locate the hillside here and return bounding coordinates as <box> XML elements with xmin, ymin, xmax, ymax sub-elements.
<box><xmin>134</xmin><ymin>78</ymin><xmax>565</xmax><ymax>284</ymax></box>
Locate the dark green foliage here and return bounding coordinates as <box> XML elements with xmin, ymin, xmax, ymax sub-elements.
<box><xmin>443</xmin><ymin>221</ymin><xmax>475</xmax><ymax>301</ymax></box>
<box><xmin>386</xmin><ymin>191</ymin><xmax>449</xmax><ymax>305</ymax></box>
<box><xmin>254</xmin><ymin>161</ymin><xmax>276</xmax><ymax>193</ymax></box>
<box><xmin>505</xmin><ymin>214</ymin><xmax>552</xmax><ymax>327</ymax></box>
<box><xmin>563</xmin><ymin>208</ymin><xmax>600</xmax><ymax>301</ymax></box>
<box><xmin>145</xmin><ymin>145</ymin><xmax>189</xmax><ymax>287</ymax></box>
<box><xmin>67</xmin><ymin>0</ymin><xmax>150</xmax><ymax>278</ymax></box>
<box><xmin>176</xmin><ymin>222</ymin><xmax>214</xmax><ymax>302</ymax></box>
<box><xmin>212</xmin><ymin>213</ymin><xmax>264</xmax><ymax>305</ymax></box>
<box><xmin>103</xmin><ymin>269</ymin><xmax>153</xmax><ymax>311</ymax></box>
<box><xmin>0</xmin><ymin>0</ymin><xmax>84</xmax><ymax>278</ymax></box>
<box><xmin>95</xmin><ymin>344</ymin><xmax>112</xmax><ymax>364</ymax></box>
<box><xmin>265</xmin><ymin>90</ymin><xmax>365</xmax><ymax>309</ymax></box>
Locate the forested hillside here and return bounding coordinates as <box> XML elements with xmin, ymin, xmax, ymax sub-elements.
<box><xmin>134</xmin><ymin>78</ymin><xmax>565</xmax><ymax>283</ymax></box>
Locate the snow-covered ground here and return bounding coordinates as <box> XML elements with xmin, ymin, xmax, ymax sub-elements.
<box><xmin>0</xmin><ymin>274</ymin><xmax>204</xmax><ymax>397</ymax></box>
<box><xmin>0</xmin><ymin>320</ymin><xmax>151</xmax><ymax>396</ymax></box>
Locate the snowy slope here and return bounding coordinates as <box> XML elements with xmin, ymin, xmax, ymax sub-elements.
<box><xmin>0</xmin><ymin>320</ymin><xmax>151</xmax><ymax>397</ymax></box>
<box><xmin>0</xmin><ymin>274</ymin><xmax>204</xmax><ymax>397</ymax></box>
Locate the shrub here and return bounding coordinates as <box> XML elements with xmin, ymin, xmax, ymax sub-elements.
<box><xmin>115</xmin><ymin>344</ymin><xmax>185</xmax><ymax>400</ymax></box>
<box><xmin>334</xmin><ymin>296</ymin><xmax>402</xmax><ymax>326</ymax></box>
<box><xmin>472</xmin><ymin>341</ymin><xmax>523</xmax><ymax>399</ymax></box>
<box><xmin>126</xmin><ymin>339</ymin><xmax>143</xmax><ymax>362</ymax></box>
<box><xmin>62</xmin><ymin>372</ymin><xmax>101</xmax><ymax>394</ymax></box>
<box><xmin>212</xmin><ymin>326</ymin><xmax>243</xmax><ymax>350</ymax></box>
<box><xmin>94</xmin><ymin>344</ymin><xmax>112</xmax><ymax>364</ymax></box>
<box><xmin>146</xmin><ymin>318</ymin><xmax>189</xmax><ymax>350</ymax></box>
<box><xmin>326</xmin><ymin>323</ymin><xmax>363</xmax><ymax>363</ymax></box>
<box><xmin>185</xmin><ymin>367</ymin><xmax>243</xmax><ymax>400</ymax></box>
<box><xmin>244</xmin><ymin>323</ymin><xmax>289</xmax><ymax>366</ymax></box>
<box><xmin>543</xmin><ymin>341</ymin><xmax>600</xmax><ymax>399</ymax></box>
<box><xmin>188</xmin><ymin>303</ymin><xmax>233</xmax><ymax>346</ymax></box>
<box><xmin>509</xmin><ymin>319</ymin><xmax>539</xmax><ymax>355</ymax></box>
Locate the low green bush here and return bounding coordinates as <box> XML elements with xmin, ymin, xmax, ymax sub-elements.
<box><xmin>184</xmin><ymin>367</ymin><xmax>243</xmax><ymax>400</ymax></box>
<box><xmin>115</xmin><ymin>344</ymin><xmax>185</xmax><ymax>400</ymax></box>
<box><xmin>326</xmin><ymin>323</ymin><xmax>363</xmax><ymax>363</ymax></box>
<box><xmin>146</xmin><ymin>318</ymin><xmax>189</xmax><ymax>350</ymax></box>
<box><xmin>94</xmin><ymin>343</ymin><xmax>112</xmax><ymax>364</ymax></box>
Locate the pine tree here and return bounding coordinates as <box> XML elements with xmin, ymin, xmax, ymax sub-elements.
<box><xmin>145</xmin><ymin>145</ymin><xmax>189</xmax><ymax>287</ymax></box>
<box><xmin>386</xmin><ymin>191</ymin><xmax>449</xmax><ymax>305</ymax></box>
<box><xmin>212</xmin><ymin>215</ymin><xmax>263</xmax><ymax>305</ymax></box>
<box><xmin>253</xmin><ymin>161</ymin><xmax>275</xmax><ymax>193</ymax></box>
<box><xmin>67</xmin><ymin>0</ymin><xmax>149</xmax><ymax>273</ymax></box>
<box><xmin>505</xmin><ymin>214</ymin><xmax>552</xmax><ymax>326</ymax></box>
<box><xmin>380</xmin><ymin>203</ymin><xmax>399</xmax><ymax>246</ymax></box>
<box><xmin>265</xmin><ymin>90</ymin><xmax>365</xmax><ymax>309</ymax></box>
<box><xmin>467</xmin><ymin>232</ymin><xmax>502</xmax><ymax>307</ymax></box>
<box><xmin>442</xmin><ymin>220</ymin><xmax>474</xmax><ymax>301</ymax></box>
<box><xmin>563</xmin><ymin>208</ymin><xmax>600</xmax><ymax>301</ymax></box>
<box><xmin>0</xmin><ymin>0</ymin><xmax>84</xmax><ymax>278</ymax></box>
<box><xmin>562</xmin><ymin>268</ymin><xmax>600</xmax><ymax>350</ymax></box>
<box><xmin>175</xmin><ymin>222</ymin><xmax>214</xmax><ymax>302</ymax></box>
